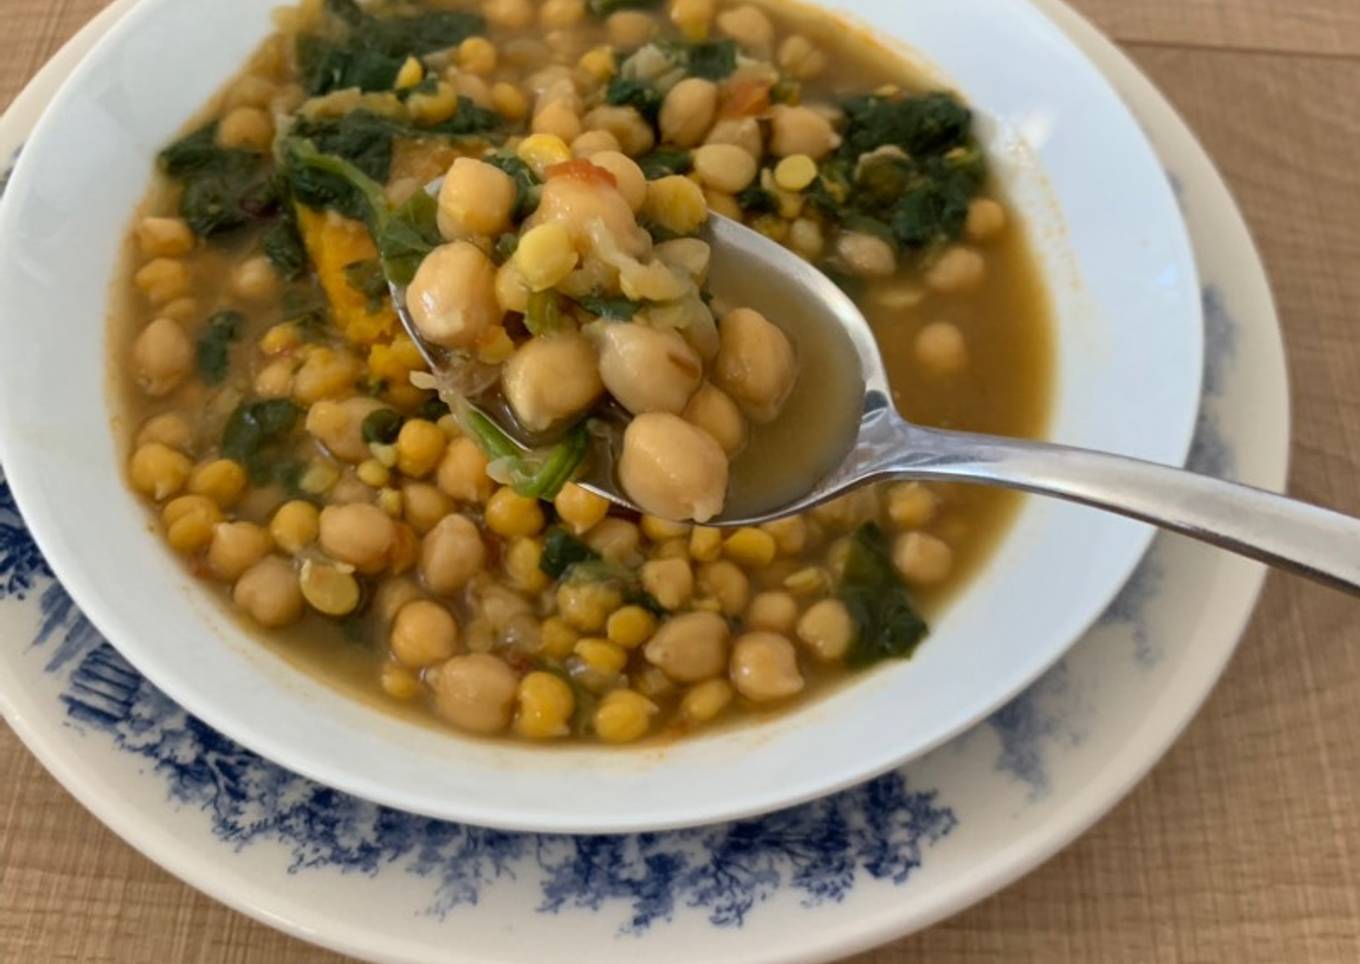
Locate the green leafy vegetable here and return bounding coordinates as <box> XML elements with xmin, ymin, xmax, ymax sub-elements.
<box><xmin>297</xmin><ymin>2</ymin><xmax>484</xmax><ymax>96</ymax></box>
<box><xmin>636</xmin><ymin>148</ymin><xmax>692</xmax><ymax>180</ymax></box>
<box><xmin>282</xmin><ymin>137</ymin><xmax>441</xmax><ymax>284</ymax></box>
<box><xmin>195</xmin><ymin>310</ymin><xmax>243</xmax><ymax>385</ymax></box>
<box><xmin>606</xmin><ymin>77</ymin><xmax>663</xmax><ymax>123</ymax></box>
<box><xmin>736</xmin><ymin>184</ymin><xmax>778</xmax><ymax>216</ymax></box>
<box><xmin>416</xmin><ymin>395</ymin><xmax>452</xmax><ymax>422</ymax></box>
<box><xmin>587</xmin><ymin>0</ymin><xmax>661</xmax><ymax>17</ymax></box>
<box><xmin>573</xmin><ymin>294</ymin><xmax>641</xmax><ymax>320</ymax></box>
<box><xmin>158</xmin><ymin>124</ymin><xmax>276</xmax><ymax>237</ymax></box>
<box><xmin>493</xmin><ymin>232</ymin><xmax>520</xmax><ymax>263</ymax></box>
<box><xmin>839</xmin><ymin>91</ymin><xmax>972</xmax><ymax>161</ymax></box>
<box><xmin>221</xmin><ymin>398</ymin><xmax>302</xmax><ymax>483</ymax></box>
<box><xmin>484</xmin><ymin>151</ymin><xmax>541</xmax><ymax>219</ymax></box>
<box><xmin>361</xmin><ymin>408</ymin><xmax>404</xmax><ymax>444</ymax></box>
<box><xmin>837</xmin><ymin>523</ymin><xmax>928</xmax><ymax>667</ymax></box>
<box><xmin>669</xmin><ymin>39</ymin><xmax>739</xmax><ymax>80</ymax></box>
<box><xmin>262</xmin><ymin>210</ymin><xmax>308</xmax><ymax>280</ymax></box>
<box><xmin>525</xmin><ymin>290</ymin><xmax>567</xmax><ymax>336</ymax></box>
<box><xmin>539</xmin><ymin>527</ymin><xmax>601</xmax><ymax>579</ymax></box>
<box><xmin>343</xmin><ymin>258</ymin><xmax>389</xmax><ymax>311</ymax></box>
<box><xmin>421</xmin><ymin>97</ymin><xmax>501</xmax><ymax>137</ymax></box>
<box><xmin>459</xmin><ymin>406</ymin><xmax>590</xmax><ymax>500</ymax></box>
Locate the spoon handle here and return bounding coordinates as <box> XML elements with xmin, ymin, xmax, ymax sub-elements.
<box><xmin>881</xmin><ymin>422</ymin><xmax>1360</xmax><ymax>594</ymax></box>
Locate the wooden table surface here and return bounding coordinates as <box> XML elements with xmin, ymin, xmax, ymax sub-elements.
<box><xmin>3</xmin><ymin>1</ymin><xmax>1359</xmax><ymax>961</ymax></box>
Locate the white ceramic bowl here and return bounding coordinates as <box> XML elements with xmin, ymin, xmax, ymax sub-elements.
<box><xmin>0</xmin><ymin>0</ymin><xmax>1200</xmax><ymax>833</ymax></box>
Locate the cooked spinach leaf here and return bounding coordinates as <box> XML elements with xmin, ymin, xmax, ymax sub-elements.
<box><xmin>421</xmin><ymin>97</ymin><xmax>501</xmax><ymax>137</ymax></box>
<box><xmin>606</xmin><ymin>77</ymin><xmax>663</xmax><ymax>123</ymax></box>
<box><xmin>540</xmin><ymin>527</ymin><xmax>601</xmax><ymax>579</ymax></box>
<box><xmin>840</xmin><ymin>92</ymin><xmax>972</xmax><ymax>161</ymax></box>
<box><xmin>525</xmin><ymin>290</ymin><xmax>567</xmax><ymax>335</ymax></box>
<box><xmin>484</xmin><ymin>150</ymin><xmax>541</xmax><ymax>219</ymax></box>
<box><xmin>636</xmin><ymin>148</ymin><xmax>692</xmax><ymax>180</ymax></box>
<box><xmin>158</xmin><ymin>123</ymin><xmax>276</xmax><ymax>237</ymax></box>
<box><xmin>297</xmin><ymin>3</ymin><xmax>484</xmax><ymax>96</ymax></box>
<box><xmin>361</xmin><ymin>407</ymin><xmax>404</xmax><ymax>444</ymax></box>
<box><xmin>195</xmin><ymin>310</ymin><xmax>243</xmax><ymax>385</ymax></box>
<box><xmin>736</xmin><ymin>184</ymin><xmax>778</xmax><ymax>215</ymax></box>
<box><xmin>459</xmin><ymin>406</ymin><xmax>589</xmax><ymax>500</ymax></box>
<box><xmin>574</xmin><ymin>294</ymin><xmax>641</xmax><ymax>320</ymax></box>
<box><xmin>261</xmin><ymin>210</ymin><xmax>308</xmax><ymax>280</ymax></box>
<box><xmin>343</xmin><ymin>258</ymin><xmax>388</xmax><ymax>311</ymax></box>
<box><xmin>837</xmin><ymin>523</ymin><xmax>928</xmax><ymax>667</ymax></box>
<box><xmin>221</xmin><ymin>398</ymin><xmax>302</xmax><ymax>483</ymax></box>
<box><xmin>668</xmin><ymin>39</ymin><xmax>739</xmax><ymax>80</ymax></box>
<box><xmin>282</xmin><ymin>136</ymin><xmax>441</xmax><ymax>285</ymax></box>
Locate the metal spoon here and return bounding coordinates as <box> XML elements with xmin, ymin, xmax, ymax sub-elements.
<box><xmin>393</xmin><ymin>213</ymin><xmax>1360</xmax><ymax>595</ymax></box>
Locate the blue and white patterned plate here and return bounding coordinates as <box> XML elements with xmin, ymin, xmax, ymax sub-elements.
<box><xmin>0</xmin><ymin>2</ymin><xmax>1288</xmax><ymax>961</ymax></box>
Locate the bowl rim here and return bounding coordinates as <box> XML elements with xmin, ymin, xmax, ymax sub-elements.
<box><xmin>0</xmin><ymin>0</ymin><xmax>1203</xmax><ymax>832</ymax></box>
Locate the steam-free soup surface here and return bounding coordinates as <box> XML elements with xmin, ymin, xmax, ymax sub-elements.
<box><xmin>114</xmin><ymin>0</ymin><xmax>1050</xmax><ymax>745</ymax></box>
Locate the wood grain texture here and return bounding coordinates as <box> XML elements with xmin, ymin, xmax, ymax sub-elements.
<box><xmin>2</xmin><ymin>1</ymin><xmax>1360</xmax><ymax>962</ymax></box>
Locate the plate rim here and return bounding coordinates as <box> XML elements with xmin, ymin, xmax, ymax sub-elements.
<box><xmin>0</xmin><ymin>2</ymin><xmax>1289</xmax><ymax>959</ymax></box>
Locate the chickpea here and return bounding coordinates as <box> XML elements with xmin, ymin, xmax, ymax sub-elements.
<box><xmin>587</xmin><ymin>151</ymin><xmax>646</xmax><ymax>212</ymax></box>
<box><xmin>437</xmin><ymin>158</ymin><xmax>517</xmax><ymax>241</ymax></box>
<box><xmin>643</xmin><ymin>175</ymin><xmax>709</xmax><ymax>238</ymax></box>
<box><xmin>811</xmin><ymin>488</ymin><xmax>879</xmax><ymax>531</ymax></box>
<box><xmin>188</xmin><ymin>459</ymin><xmax>247</xmax><ymax>508</ymax></box>
<box><xmin>583</xmin><ymin>517</ymin><xmax>640</xmax><ymax>563</ymax></box>
<box><xmin>653</xmin><ymin>238</ymin><xmax>711</xmax><ymax>284</ymax></box>
<box><xmin>691</xmin><ymin>143</ymin><xmax>757</xmax><ymax>194</ymax></box>
<box><xmin>966</xmin><ymin>198</ymin><xmax>1007</xmax><ymax>242</ymax></box>
<box><xmin>406</xmin><ymin>241</ymin><xmax>502</xmax><ymax>349</ymax></box>
<box><xmin>836</xmin><ymin>231</ymin><xmax>897</xmax><ymax>278</ymax></box>
<box><xmin>659</xmin><ymin>78</ymin><xmax>718</xmax><ymax>148</ymax></box>
<box><xmin>778</xmin><ymin>35</ymin><xmax>827</xmax><ymax>80</ymax></box>
<box><xmin>395</xmin><ymin>419</ymin><xmax>448</xmax><ymax>479</ymax></box>
<box><xmin>431</xmin><ymin>653</ymin><xmax>519</xmax><ymax>734</ymax></box>
<box><xmin>533</xmin><ymin>97</ymin><xmax>584</xmax><ymax>144</ymax></box>
<box><xmin>207</xmin><ymin>521</ymin><xmax>272</xmax><ymax>583</ymax></box>
<box><xmin>299</xmin><ymin>560</ymin><xmax>361</xmax><ymax>617</ymax></box>
<box><xmin>768</xmin><ymin>105</ymin><xmax>840</xmax><ymax>160</ymax></box>
<box><xmin>593</xmin><ymin>689</ymin><xmax>657</xmax><ymax>743</ymax></box>
<box><xmin>641</xmin><ymin>557</ymin><xmax>694</xmax><ymax>610</ymax></box>
<box><xmin>136</xmin><ymin>412</ymin><xmax>191</xmax><ymax>451</ymax></box>
<box><xmin>714</xmin><ymin>307</ymin><xmax>797</xmax><ymax>424</ymax></box>
<box><xmin>747</xmin><ymin>591</ymin><xmax>798</xmax><ymax>633</ymax></box>
<box><xmin>527</xmin><ymin>167</ymin><xmax>648</xmax><ymax>255</ymax></box>
<box><xmin>226</xmin><ymin>74</ymin><xmax>276</xmax><ymax>110</ymax></box>
<box><xmin>515</xmin><ymin>671</ymin><xmax>575</xmax><ymax>739</ymax></box>
<box><xmin>232</xmin><ymin>556</ymin><xmax>304</xmax><ymax>628</ymax></box>
<box><xmin>135</xmin><ymin>217</ymin><xmax>194</xmax><ymax>258</ymax></box>
<box><xmin>231</xmin><ymin>255</ymin><xmax>281</xmax><ymax>302</ymax></box>
<box><xmin>134</xmin><ymin>258</ymin><xmax>191</xmax><ymax>306</ymax></box>
<box><xmin>514</xmin><ymin>222</ymin><xmax>579</xmax><ymax>291</ymax></box>
<box><xmin>619</xmin><ymin>413</ymin><xmax>729</xmax><ymax>523</ymax></box>
<box><xmin>572</xmin><ymin>129</ymin><xmax>621</xmax><ymax>158</ymax></box>
<box><xmin>254</xmin><ymin>358</ymin><xmax>294</xmax><ymax>397</ymax></box>
<box><xmin>583</xmin><ymin>105</ymin><xmax>655</xmax><ymax>158</ymax></box>
<box><xmin>319</xmin><ymin>503</ymin><xmax>397</xmax><ymax>573</ymax></box>
<box><xmin>705</xmin><ymin>117</ymin><xmax>763</xmax><ymax>161</ymax></box>
<box><xmin>540</xmin><ymin>0</ymin><xmax>586</xmax><ymax>28</ymax></box>
<box><xmin>390</xmin><ymin>479</ymin><xmax>445</xmax><ymax>532</ymax></box>
<box><xmin>607</xmin><ymin>9</ymin><xmax>656</xmax><ymax>46</ymax></box>
<box><xmin>886</xmin><ymin>482</ymin><xmax>939</xmax><ymax>529</ymax></box>
<box><xmin>682</xmin><ymin>382</ymin><xmax>747</xmax><ymax>456</ymax></box>
<box><xmin>421</xmin><ymin>514</ymin><xmax>486</xmax><ymax>595</ymax></box>
<box><xmin>925</xmin><ymin>246</ymin><xmax>986</xmax><ymax>294</ymax></box>
<box><xmin>457</xmin><ymin>37</ymin><xmax>498</xmax><ymax>76</ymax></box>
<box><xmin>893</xmin><ymin>531</ymin><xmax>954</xmax><ymax>585</ymax></box>
<box><xmin>436</xmin><ymin>437</ymin><xmax>493</xmax><ymax>504</ymax></box>
<box><xmin>697</xmin><ymin>559</ymin><xmax>749</xmax><ymax>616</ymax></box>
<box><xmin>554</xmin><ymin>482</ymin><xmax>610</xmax><ymax>535</ymax></box>
<box><xmin>501</xmin><ymin>333</ymin><xmax>604</xmax><ymax>432</ymax></box>
<box><xmin>292</xmin><ymin>347</ymin><xmax>361</xmax><ymax>404</ymax></box>
<box><xmin>716</xmin><ymin>4</ymin><xmax>774</xmax><ymax>51</ymax></box>
<box><xmin>390</xmin><ymin>599</ymin><xmax>461</xmax><ymax>668</ymax></box>
<box><xmin>217</xmin><ymin>106</ymin><xmax>273</xmax><ymax>151</ymax></box>
<box><xmin>130</xmin><ymin>317</ymin><xmax>192</xmax><ymax>398</ymax></box>
<box><xmin>730</xmin><ymin>632</ymin><xmax>804</xmax><ymax>702</ymax></box>
<box><xmin>592</xmin><ymin>322</ymin><xmax>703</xmax><ymax>416</ymax></box>
<box><xmin>161</xmin><ymin>495</ymin><xmax>222</xmax><ymax>554</ymax></box>
<box><xmin>796</xmin><ymin>598</ymin><xmax>853</xmax><ymax>662</ymax></box>
<box><xmin>788</xmin><ymin>218</ymin><xmax>824</xmax><ymax>260</ymax></box>
<box><xmin>644</xmin><ymin>610</ymin><xmax>729</xmax><ymax>683</ymax></box>
<box><xmin>270</xmin><ymin>500</ymin><xmax>320</xmax><ymax>555</ymax></box>
<box><xmin>483</xmin><ymin>0</ymin><xmax>533</xmax><ymax>29</ymax></box>
<box><xmin>681</xmin><ymin>678</ymin><xmax>734</xmax><ymax>724</ymax></box>
<box><xmin>305</xmin><ymin>396</ymin><xmax>388</xmax><ymax>463</ymax></box>
<box><xmin>555</xmin><ymin>580</ymin><xmax>623</xmax><ymax>633</ymax></box>
<box><xmin>915</xmin><ymin>321</ymin><xmax>969</xmax><ymax>375</ymax></box>
<box><xmin>130</xmin><ymin>442</ymin><xmax>193</xmax><ymax>500</ymax></box>
<box><xmin>485</xmin><ymin>487</ymin><xmax>547</xmax><ymax>538</ymax></box>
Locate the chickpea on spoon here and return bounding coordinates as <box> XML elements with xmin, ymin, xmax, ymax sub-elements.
<box><xmin>396</xmin><ymin>166</ymin><xmax>1360</xmax><ymax>595</ymax></box>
